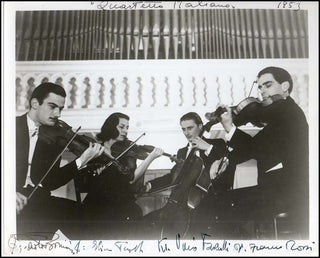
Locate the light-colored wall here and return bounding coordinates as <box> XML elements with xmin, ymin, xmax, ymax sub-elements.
<box><xmin>17</xmin><ymin>59</ymin><xmax>308</xmax><ymax>200</ymax></box>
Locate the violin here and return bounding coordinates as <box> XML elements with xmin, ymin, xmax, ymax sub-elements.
<box><xmin>111</xmin><ymin>139</ymin><xmax>183</xmax><ymax>164</ymax></box>
<box><xmin>38</xmin><ymin>119</ymin><xmax>133</xmax><ymax>176</ymax></box>
<box><xmin>205</xmin><ymin>94</ymin><xmax>285</xmax><ymax>127</ymax></box>
<box><xmin>186</xmin><ymin>94</ymin><xmax>287</xmax><ymax>208</ymax></box>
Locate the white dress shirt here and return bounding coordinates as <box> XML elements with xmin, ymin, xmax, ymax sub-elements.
<box><xmin>23</xmin><ymin>114</ymin><xmax>39</xmax><ymax>188</ymax></box>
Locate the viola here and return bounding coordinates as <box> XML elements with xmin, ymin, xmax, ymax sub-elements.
<box><xmin>38</xmin><ymin>119</ymin><xmax>133</xmax><ymax>176</ymax></box>
<box><xmin>111</xmin><ymin>139</ymin><xmax>183</xmax><ymax>164</ymax></box>
<box><xmin>205</xmin><ymin>94</ymin><xmax>285</xmax><ymax>127</ymax></box>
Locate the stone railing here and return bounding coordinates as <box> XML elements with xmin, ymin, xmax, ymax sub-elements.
<box><xmin>16</xmin><ymin>59</ymin><xmax>309</xmax><ymax>170</ymax></box>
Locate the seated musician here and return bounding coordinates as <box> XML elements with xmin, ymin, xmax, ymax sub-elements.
<box><xmin>80</xmin><ymin>112</ymin><xmax>163</xmax><ymax>239</ymax></box>
<box><xmin>141</xmin><ymin>112</ymin><xmax>227</xmax><ymax>239</ymax></box>
<box><xmin>212</xmin><ymin>66</ymin><xmax>309</xmax><ymax>239</ymax></box>
<box><xmin>16</xmin><ymin>83</ymin><xmax>105</xmax><ymax>240</ymax></box>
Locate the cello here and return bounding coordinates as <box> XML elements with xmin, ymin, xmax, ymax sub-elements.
<box><xmin>187</xmin><ymin>94</ymin><xmax>286</xmax><ymax>209</ymax></box>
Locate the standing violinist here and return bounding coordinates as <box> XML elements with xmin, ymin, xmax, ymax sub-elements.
<box><xmin>141</xmin><ymin>112</ymin><xmax>227</xmax><ymax>239</ymax></box>
<box><xmin>217</xmin><ymin>66</ymin><xmax>309</xmax><ymax>239</ymax></box>
<box><xmin>16</xmin><ymin>82</ymin><xmax>105</xmax><ymax>239</ymax></box>
<box><xmin>80</xmin><ymin>112</ymin><xmax>163</xmax><ymax>239</ymax></box>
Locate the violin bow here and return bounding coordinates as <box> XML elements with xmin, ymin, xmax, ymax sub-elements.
<box><xmin>27</xmin><ymin>126</ymin><xmax>81</xmax><ymax>200</ymax></box>
<box><xmin>247</xmin><ymin>80</ymin><xmax>257</xmax><ymax>98</ymax></box>
<box><xmin>98</xmin><ymin>132</ymin><xmax>146</xmax><ymax>170</ymax></box>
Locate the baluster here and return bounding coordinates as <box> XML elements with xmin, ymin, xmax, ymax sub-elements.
<box><xmin>180</xmin><ymin>10</ymin><xmax>186</xmax><ymax>59</ymax></box>
<box><xmin>178</xmin><ymin>76</ymin><xmax>184</xmax><ymax>106</ymax></box>
<box><xmin>136</xmin><ymin>77</ymin><xmax>143</xmax><ymax>107</ymax></box>
<box><xmin>133</xmin><ymin>10</ymin><xmax>140</xmax><ymax>59</ymax></box>
<box><xmin>218</xmin><ymin>75</ymin><xmax>232</xmax><ymax>105</ymax></box>
<box><xmin>16</xmin><ymin>77</ymin><xmax>23</xmax><ymax>110</ymax></box>
<box><xmin>172</xmin><ymin>10</ymin><xmax>179</xmax><ymax>59</ymax></box>
<box><xmin>164</xmin><ymin>76</ymin><xmax>170</xmax><ymax>106</ymax></box>
<box><xmin>150</xmin><ymin>76</ymin><xmax>157</xmax><ymax>107</ymax></box>
<box><xmin>73</xmin><ymin>75</ymin><xmax>86</xmax><ymax>109</ymax></box>
<box><xmin>17</xmin><ymin>75</ymin><xmax>31</xmax><ymax>110</ymax></box>
<box><xmin>142</xmin><ymin>11</ymin><xmax>150</xmax><ymax>59</ymax></box>
<box><xmin>163</xmin><ymin>10</ymin><xmax>170</xmax><ymax>59</ymax></box>
<box><xmin>67</xmin><ymin>76</ymin><xmax>77</xmax><ymax>109</ymax></box>
<box><xmin>109</xmin><ymin>78</ymin><xmax>116</xmax><ymax>108</ymax></box>
<box><xmin>90</xmin><ymin>75</ymin><xmax>101</xmax><ymax>108</ymax></box>
<box><xmin>122</xmin><ymin>77</ymin><xmax>130</xmax><ymax>107</ymax></box>
<box><xmin>97</xmin><ymin>76</ymin><xmax>107</xmax><ymax>108</ymax></box>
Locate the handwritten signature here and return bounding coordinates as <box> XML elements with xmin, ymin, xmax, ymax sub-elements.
<box><xmin>8</xmin><ymin>233</ymin><xmax>76</xmax><ymax>255</ymax></box>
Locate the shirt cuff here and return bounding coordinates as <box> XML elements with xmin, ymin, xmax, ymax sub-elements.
<box><xmin>225</xmin><ymin>124</ymin><xmax>236</xmax><ymax>142</ymax></box>
<box><xmin>75</xmin><ymin>158</ymin><xmax>82</xmax><ymax>169</ymax></box>
<box><xmin>205</xmin><ymin>144</ymin><xmax>213</xmax><ymax>156</ymax></box>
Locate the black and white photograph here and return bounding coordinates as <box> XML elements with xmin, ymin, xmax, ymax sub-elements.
<box><xmin>2</xmin><ymin>1</ymin><xmax>319</xmax><ymax>256</ymax></box>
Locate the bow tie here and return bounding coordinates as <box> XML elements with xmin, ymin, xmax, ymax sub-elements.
<box><xmin>30</xmin><ymin>127</ymin><xmax>39</xmax><ymax>137</ymax></box>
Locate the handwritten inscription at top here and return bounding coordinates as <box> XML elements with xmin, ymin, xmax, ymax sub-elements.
<box><xmin>277</xmin><ymin>1</ymin><xmax>301</xmax><ymax>11</ymax></box>
<box><xmin>90</xmin><ymin>1</ymin><xmax>236</xmax><ymax>10</ymax></box>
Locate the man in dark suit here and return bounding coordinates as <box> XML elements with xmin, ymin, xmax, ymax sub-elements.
<box><xmin>16</xmin><ymin>82</ymin><xmax>105</xmax><ymax>239</ymax></box>
<box><xmin>141</xmin><ymin>112</ymin><xmax>227</xmax><ymax>239</ymax></box>
<box><xmin>218</xmin><ymin>66</ymin><xmax>309</xmax><ymax>239</ymax></box>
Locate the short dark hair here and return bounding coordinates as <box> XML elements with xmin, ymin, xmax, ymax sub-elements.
<box><xmin>257</xmin><ymin>66</ymin><xmax>293</xmax><ymax>93</ymax></box>
<box><xmin>29</xmin><ymin>82</ymin><xmax>66</xmax><ymax>108</ymax></box>
<box><xmin>180</xmin><ymin>112</ymin><xmax>203</xmax><ymax>125</ymax></box>
<box><xmin>97</xmin><ymin>112</ymin><xmax>130</xmax><ymax>142</ymax></box>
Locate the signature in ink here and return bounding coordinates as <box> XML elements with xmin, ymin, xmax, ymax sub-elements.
<box><xmin>114</xmin><ymin>240</ymin><xmax>144</xmax><ymax>253</ymax></box>
<box><xmin>8</xmin><ymin>233</ymin><xmax>76</xmax><ymax>255</ymax></box>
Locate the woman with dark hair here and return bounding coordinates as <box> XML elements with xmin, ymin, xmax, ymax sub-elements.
<box><xmin>81</xmin><ymin>112</ymin><xmax>163</xmax><ymax>239</ymax></box>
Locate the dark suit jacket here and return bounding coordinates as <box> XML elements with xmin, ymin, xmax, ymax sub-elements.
<box><xmin>228</xmin><ymin>97</ymin><xmax>309</xmax><ymax>211</ymax></box>
<box><xmin>16</xmin><ymin>114</ymin><xmax>78</xmax><ymax>197</ymax></box>
<box><xmin>149</xmin><ymin>138</ymin><xmax>227</xmax><ymax>191</ymax></box>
